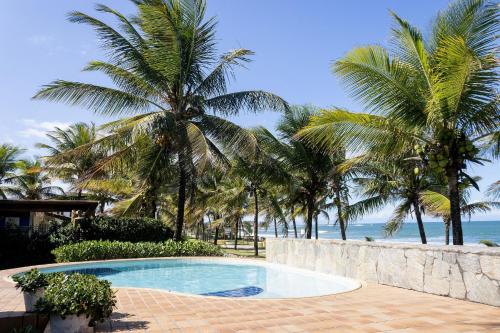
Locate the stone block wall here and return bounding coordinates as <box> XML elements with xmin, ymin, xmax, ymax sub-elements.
<box><xmin>266</xmin><ymin>238</ymin><xmax>500</xmax><ymax>306</ymax></box>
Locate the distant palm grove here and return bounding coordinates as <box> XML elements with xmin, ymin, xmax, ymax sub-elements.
<box><xmin>0</xmin><ymin>0</ymin><xmax>498</xmax><ymax>254</ymax></box>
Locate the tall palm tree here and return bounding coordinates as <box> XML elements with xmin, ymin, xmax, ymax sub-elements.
<box><xmin>196</xmin><ymin>170</ymin><xmax>225</xmax><ymax>244</ymax></box>
<box><xmin>328</xmin><ymin>148</ymin><xmax>352</xmax><ymax>240</ymax></box>
<box><xmin>33</xmin><ymin>0</ymin><xmax>288</xmax><ymax>240</ymax></box>
<box><xmin>421</xmin><ymin>180</ymin><xmax>500</xmax><ymax>245</ymax></box>
<box><xmin>7</xmin><ymin>160</ymin><xmax>64</xmax><ymax>200</ymax></box>
<box><xmin>0</xmin><ymin>144</ymin><xmax>23</xmax><ymax>199</ymax></box>
<box><xmin>261</xmin><ymin>189</ymin><xmax>288</xmax><ymax>238</ymax></box>
<box><xmin>300</xmin><ymin>0</ymin><xmax>499</xmax><ymax>245</ymax></box>
<box><xmin>257</xmin><ymin>106</ymin><xmax>335</xmax><ymax>239</ymax></box>
<box><xmin>37</xmin><ymin>123</ymin><xmax>103</xmax><ymax>198</ymax></box>
<box><xmin>207</xmin><ymin>175</ymin><xmax>249</xmax><ymax>250</ymax></box>
<box><xmin>346</xmin><ymin>158</ymin><xmax>430</xmax><ymax>243</ymax></box>
<box><xmin>231</xmin><ymin>152</ymin><xmax>283</xmax><ymax>255</ymax></box>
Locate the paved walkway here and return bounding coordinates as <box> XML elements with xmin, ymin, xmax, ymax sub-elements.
<box><xmin>1</xmin><ymin>263</ymin><xmax>499</xmax><ymax>333</ymax></box>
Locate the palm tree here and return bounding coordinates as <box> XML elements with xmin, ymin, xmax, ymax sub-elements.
<box><xmin>486</xmin><ymin>181</ymin><xmax>500</xmax><ymax>200</ymax></box>
<box><xmin>256</xmin><ymin>106</ymin><xmax>335</xmax><ymax>239</ymax></box>
<box><xmin>207</xmin><ymin>175</ymin><xmax>249</xmax><ymax>250</ymax></box>
<box><xmin>328</xmin><ymin>148</ymin><xmax>352</xmax><ymax>240</ymax></box>
<box><xmin>231</xmin><ymin>152</ymin><xmax>283</xmax><ymax>255</ymax></box>
<box><xmin>82</xmin><ymin>178</ymin><xmax>135</xmax><ymax>213</ymax></box>
<box><xmin>197</xmin><ymin>170</ymin><xmax>225</xmax><ymax>244</ymax></box>
<box><xmin>300</xmin><ymin>0</ymin><xmax>499</xmax><ymax>245</ymax></box>
<box><xmin>261</xmin><ymin>189</ymin><xmax>287</xmax><ymax>238</ymax></box>
<box><xmin>8</xmin><ymin>160</ymin><xmax>64</xmax><ymax>200</ymax></box>
<box><xmin>0</xmin><ymin>144</ymin><xmax>23</xmax><ymax>199</ymax></box>
<box><xmin>33</xmin><ymin>0</ymin><xmax>288</xmax><ymax>241</ymax></box>
<box><xmin>346</xmin><ymin>157</ymin><xmax>430</xmax><ymax>243</ymax></box>
<box><xmin>37</xmin><ymin>123</ymin><xmax>103</xmax><ymax>198</ymax></box>
<box><xmin>421</xmin><ymin>180</ymin><xmax>500</xmax><ymax>245</ymax></box>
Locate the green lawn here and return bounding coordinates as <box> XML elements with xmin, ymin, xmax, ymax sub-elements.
<box><xmin>222</xmin><ymin>248</ymin><xmax>266</xmax><ymax>259</ymax></box>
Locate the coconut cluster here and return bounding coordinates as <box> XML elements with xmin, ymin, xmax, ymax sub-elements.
<box><xmin>414</xmin><ymin>131</ymin><xmax>478</xmax><ymax>173</ymax></box>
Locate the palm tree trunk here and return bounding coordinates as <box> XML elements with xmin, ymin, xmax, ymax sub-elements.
<box><xmin>214</xmin><ymin>225</ymin><xmax>219</xmax><ymax>245</ymax></box>
<box><xmin>446</xmin><ymin>167</ymin><xmax>463</xmax><ymax>245</ymax></box>
<box><xmin>174</xmin><ymin>152</ymin><xmax>187</xmax><ymax>241</ymax></box>
<box><xmin>314</xmin><ymin>216</ymin><xmax>319</xmax><ymax>240</ymax></box>
<box><xmin>444</xmin><ymin>217</ymin><xmax>451</xmax><ymax>245</ymax></box>
<box><xmin>201</xmin><ymin>220</ymin><xmax>205</xmax><ymax>241</ymax></box>
<box><xmin>274</xmin><ymin>217</ymin><xmax>278</xmax><ymax>238</ymax></box>
<box><xmin>234</xmin><ymin>218</ymin><xmax>238</xmax><ymax>250</ymax></box>
<box><xmin>412</xmin><ymin>198</ymin><xmax>427</xmax><ymax>244</ymax></box>
<box><xmin>253</xmin><ymin>187</ymin><xmax>259</xmax><ymax>256</ymax></box>
<box><xmin>152</xmin><ymin>200</ymin><xmax>157</xmax><ymax>219</ymax></box>
<box><xmin>305</xmin><ymin>195</ymin><xmax>314</xmax><ymax>239</ymax></box>
<box><xmin>335</xmin><ymin>189</ymin><xmax>347</xmax><ymax>240</ymax></box>
<box><xmin>291</xmin><ymin>206</ymin><xmax>298</xmax><ymax>238</ymax></box>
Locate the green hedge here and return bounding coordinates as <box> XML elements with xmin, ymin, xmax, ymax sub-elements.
<box><xmin>52</xmin><ymin>240</ymin><xmax>223</xmax><ymax>262</ymax></box>
<box><xmin>49</xmin><ymin>217</ymin><xmax>174</xmax><ymax>247</ymax></box>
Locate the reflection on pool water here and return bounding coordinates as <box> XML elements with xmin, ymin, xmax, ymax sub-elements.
<box><xmin>40</xmin><ymin>259</ymin><xmax>360</xmax><ymax>299</ymax></box>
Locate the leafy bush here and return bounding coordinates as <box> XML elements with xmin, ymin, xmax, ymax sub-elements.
<box><xmin>0</xmin><ymin>228</ymin><xmax>54</xmax><ymax>269</ymax></box>
<box><xmin>0</xmin><ymin>217</ymin><xmax>175</xmax><ymax>269</ymax></box>
<box><xmin>48</xmin><ymin>217</ymin><xmax>174</xmax><ymax>247</ymax></box>
<box><xmin>52</xmin><ymin>240</ymin><xmax>223</xmax><ymax>262</ymax></box>
<box><xmin>36</xmin><ymin>273</ymin><xmax>116</xmax><ymax>325</ymax></box>
<box><xmin>12</xmin><ymin>269</ymin><xmax>50</xmax><ymax>293</ymax></box>
<box><xmin>479</xmin><ymin>239</ymin><xmax>499</xmax><ymax>247</ymax></box>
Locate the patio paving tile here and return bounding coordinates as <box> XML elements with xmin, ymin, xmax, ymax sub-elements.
<box><xmin>1</xmin><ymin>264</ymin><xmax>499</xmax><ymax>332</ymax></box>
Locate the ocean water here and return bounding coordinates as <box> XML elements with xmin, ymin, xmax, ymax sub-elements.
<box><xmin>261</xmin><ymin>220</ymin><xmax>500</xmax><ymax>246</ymax></box>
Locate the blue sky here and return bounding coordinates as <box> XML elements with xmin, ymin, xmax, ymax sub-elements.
<box><xmin>0</xmin><ymin>0</ymin><xmax>498</xmax><ymax>221</ymax></box>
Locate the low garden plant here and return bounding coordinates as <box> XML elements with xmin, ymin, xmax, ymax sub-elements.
<box><xmin>52</xmin><ymin>239</ymin><xmax>223</xmax><ymax>262</ymax></box>
<box><xmin>35</xmin><ymin>273</ymin><xmax>116</xmax><ymax>325</ymax></box>
<box><xmin>12</xmin><ymin>269</ymin><xmax>51</xmax><ymax>293</ymax></box>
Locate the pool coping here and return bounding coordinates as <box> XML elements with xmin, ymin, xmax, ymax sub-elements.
<box><xmin>2</xmin><ymin>256</ymin><xmax>365</xmax><ymax>301</ymax></box>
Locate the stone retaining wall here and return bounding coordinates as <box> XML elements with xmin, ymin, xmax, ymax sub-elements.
<box><xmin>266</xmin><ymin>239</ymin><xmax>500</xmax><ymax>306</ymax></box>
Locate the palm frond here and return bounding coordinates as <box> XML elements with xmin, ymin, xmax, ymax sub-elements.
<box><xmin>33</xmin><ymin>81</ymin><xmax>162</xmax><ymax>116</ymax></box>
<box><xmin>206</xmin><ymin>90</ymin><xmax>289</xmax><ymax>116</ymax></box>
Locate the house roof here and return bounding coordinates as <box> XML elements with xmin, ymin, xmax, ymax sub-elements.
<box><xmin>0</xmin><ymin>199</ymin><xmax>99</xmax><ymax>212</ymax></box>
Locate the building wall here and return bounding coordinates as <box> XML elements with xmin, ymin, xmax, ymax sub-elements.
<box><xmin>0</xmin><ymin>212</ymin><xmax>30</xmax><ymax>228</ymax></box>
<box><xmin>266</xmin><ymin>238</ymin><xmax>500</xmax><ymax>306</ymax></box>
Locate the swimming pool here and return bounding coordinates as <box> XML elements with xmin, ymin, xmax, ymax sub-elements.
<box><xmin>39</xmin><ymin>258</ymin><xmax>360</xmax><ymax>299</ymax></box>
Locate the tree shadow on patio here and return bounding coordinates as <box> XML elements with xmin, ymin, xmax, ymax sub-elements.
<box><xmin>95</xmin><ymin>312</ymin><xmax>150</xmax><ymax>332</ymax></box>
<box><xmin>463</xmin><ymin>321</ymin><xmax>500</xmax><ymax>331</ymax></box>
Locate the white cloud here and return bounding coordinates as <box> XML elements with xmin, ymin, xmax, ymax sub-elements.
<box><xmin>19</xmin><ymin>119</ymin><xmax>71</xmax><ymax>139</ymax></box>
<box><xmin>27</xmin><ymin>35</ymin><xmax>54</xmax><ymax>46</ymax></box>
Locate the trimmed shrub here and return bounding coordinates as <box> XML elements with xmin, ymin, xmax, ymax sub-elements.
<box><xmin>52</xmin><ymin>240</ymin><xmax>223</xmax><ymax>262</ymax></box>
<box><xmin>48</xmin><ymin>217</ymin><xmax>174</xmax><ymax>247</ymax></box>
<box><xmin>36</xmin><ymin>273</ymin><xmax>116</xmax><ymax>325</ymax></box>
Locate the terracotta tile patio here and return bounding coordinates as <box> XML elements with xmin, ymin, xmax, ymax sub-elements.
<box><xmin>1</xmin><ymin>263</ymin><xmax>499</xmax><ymax>332</ymax></box>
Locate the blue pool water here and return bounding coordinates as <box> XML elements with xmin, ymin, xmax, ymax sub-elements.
<box><xmin>40</xmin><ymin>259</ymin><xmax>360</xmax><ymax>299</ymax></box>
